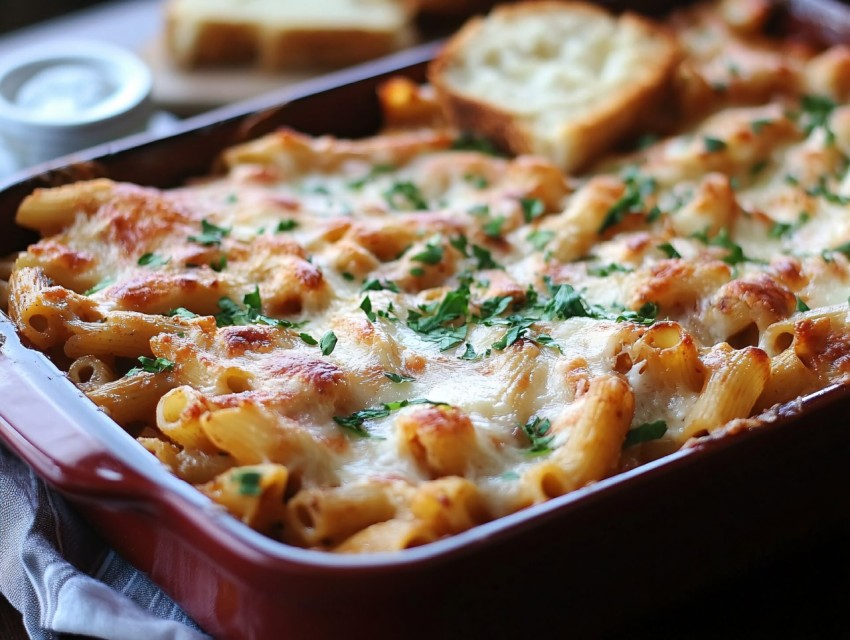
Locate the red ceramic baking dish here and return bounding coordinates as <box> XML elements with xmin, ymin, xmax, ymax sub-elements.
<box><xmin>3</xmin><ymin>3</ymin><xmax>850</xmax><ymax>638</ymax></box>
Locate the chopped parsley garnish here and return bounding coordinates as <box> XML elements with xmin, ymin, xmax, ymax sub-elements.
<box><xmin>587</xmin><ymin>262</ymin><xmax>632</xmax><ymax>277</ymax></box>
<box><xmin>519</xmin><ymin>197</ymin><xmax>545</xmax><ymax>223</ymax></box>
<box><xmin>384</xmin><ymin>372</ymin><xmax>415</xmax><ymax>383</ymax></box>
<box><xmin>521</xmin><ymin>416</ymin><xmax>554</xmax><ymax>454</ymax></box>
<box><xmin>347</xmin><ymin>163</ymin><xmax>394</xmax><ymax>190</ymax></box>
<box><xmin>657</xmin><ymin>242</ymin><xmax>682</xmax><ymax>259</ymax></box>
<box><xmin>623</xmin><ymin>420</ymin><xmax>667</xmax><ymax>448</ymax></box>
<box><xmin>333</xmin><ymin>399</ymin><xmax>447</xmax><ymax>437</ymax></box>
<box><xmin>275</xmin><ymin>219</ymin><xmax>298</xmax><ymax>233</ymax></box>
<box><xmin>527</xmin><ymin>229</ymin><xmax>555</xmax><ymax>251</ymax></box>
<box><xmin>299</xmin><ymin>333</ymin><xmax>318</xmax><ymax>346</ymax></box>
<box><xmin>407</xmin><ymin>286</ymin><xmax>470</xmax><ymax>350</ymax></box>
<box><xmin>125</xmin><ymin>356</ymin><xmax>175</xmax><ymax>377</ymax></box>
<box><xmin>599</xmin><ymin>169</ymin><xmax>657</xmax><ymax>234</ymax></box>
<box><xmin>383</xmin><ymin>181</ymin><xmax>428</xmax><ymax>210</ymax></box>
<box><xmin>410</xmin><ymin>267</ymin><xmax>425</xmax><ymax>277</ymax></box>
<box><xmin>691</xmin><ymin>228</ymin><xmax>756</xmax><ymax>265</ymax></box>
<box><xmin>796</xmin><ymin>296</ymin><xmax>810</xmax><ymax>312</ymax></box>
<box><xmin>614</xmin><ymin>302</ymin><xmax>659</xmax><ymax>325</ymax></box>
<box><xmin>232</xmin><ymin>470</ymin><xmax>262</xmax><ymax>496</ymax></box>
<box><xmin>168</xmin><ymin>307</ymin><xmax>199</xmax><ymax>319</ymax></box>
<box><xmin>464</xmin><ymin>173</ymin><xmax>489</xmax><ymax>189</ymax></box>
<box><xmin>210</xmin><ymin>255</ymin><xmax>228</xmax><ymax>272</ymax></box>
<box><xmin>411</xmin><ymin>240</ymin><xmax>445</xmax><ymax>265</ymax></box>
<box><xmin>84</xmin><ymin>277</ymin><xmax>115</xmax><ymax>296</ymax></box>
<box><xmin>360</xmin><ymin>295</ymin><xmax>377</xmax><ymax>322</ymax></box>
<box><xmin>477</xmin><ymin>296</ymin><xmax>513</xmax><ymax>320</ymax></box>
<box><xmin>491</xmin><ymin>316</ymin><xmax>536</xmax><ymax>350</ymax></box>
<box><xmin>806</xmin><ymin>177</ymin><xmax>850</xmax><ymax>205</ymax></box>
<box><xmin>341</xmin><ymin>272</ymin><xmax>355</xmax><ymax>281</ymax></box>
<box><xmin>799</xmin><ymin>94</ymin><xmax>836</xmax><ymax>144</ymax></box>
<box><xmin>449</xmin><ymin>234</ymin><xmax>469</xmax><ymax>256</ymax></box>
<box><xmin>361</xmin><ymin>278</ymin><xmax>400</xmax><ymax>293</ymax></box>
<box><xmin>769</xmin><ymin>212</ymin><xmax>810</xmax><ymax>239</ymax></box>
<box><xmin>471</xmin><ymin>244</ymin><xmax>501</xmax><ymax>270</ymax></box>
<box><xmin>750</xmin><ymin>119</ymin><xmax>772</xmax><ymax>134</ymax></box>
<box><xmin>450</xmin><ymin>132</ymin><xmax>504</xmax><ymax>156</ymax></box>
<box><xmin>138</xmin><ymin>253</ymin><xmax>170</xmax><ymax>267</ymax></box>
<box><xmin>319</xmin><ymin>331</ymin><xmax>337</xmax><ymax>355</ymax></box>
<box><xmin>188</xmin><ymin>219</ymin><xmax>230</xmax><ymax>246</ymax></box>
<box><xmin>215</xmin><ymin>287</ymin><xmax>299</xmax><ymax>329</ymax></box>
<box><xmin>459</xmin><ymin>343</ymin><xmax>478</xmax><ymax>360</ymax></box>
<box><xmin>831</xmin><ymin>241</ymin><xmax>850</xmax><ymax>259</ymax></box>
<box><xmin>703</xmin><ymin>136</ymin><xmax>727</xmax><ymax>152</ymax></box>
<box><xmin>483</xmin><ymin>215</ymin><xmax>507</xmax><ymax>238</ymax></box>
<box><xmin>468</xmin><ymin>203</ymin><xmax>490</xmax><ymax>217</ymax></box>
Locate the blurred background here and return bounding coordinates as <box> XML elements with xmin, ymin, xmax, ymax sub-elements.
<box><xmin>0</xmin><ymin>1</ymin><xmax>110</xmax><ymax>33</ymax></box>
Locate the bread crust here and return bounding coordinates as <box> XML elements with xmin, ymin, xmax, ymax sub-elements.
<box><xmin>165</xmin><ymin>1</ymin><xmax>415</xmax><ymax>71</ymax></box>
<box><xmin>428</xmin><ymin>1</ymin><xmax>683</xmax><ymax>173</ymax></box>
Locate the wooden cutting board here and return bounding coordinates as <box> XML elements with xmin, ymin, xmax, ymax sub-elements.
<box><xmin>140</xmin><ymin>37</ymin><xmax>337</xmax><ymax>116</ymax></box>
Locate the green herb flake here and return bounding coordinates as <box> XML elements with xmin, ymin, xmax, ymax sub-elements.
<box><xmin>361</xmin><ymin>278</ymin><xmax>400</xmax><ymax>293</ymax></box>
<box><xmin>125</xmin><ymin>356</ymin><xmax>175</xmax><ymax>377</ymax></box>
<box><xmin>796</xmin><ymin>296</ymin><xmax>811</xmax><ymax>312</ymax></box>
<box><xmin>468</xmin><ymin>204</ymin><xmax>490</xmax><ymax>217</ymax></box>
<box><xmin>188</xmin><ymin>219</ymin><xmax>230</xmax><ymax>246</ymax></box>
<box><xmin>750</xmin><ymin>119</ymin><xmax>772</xmax><ymax>134</ymax></box>
<box><xmin>341</xmin><ymin>271</ymin><xmax>355</xmax><ymax>282</ymax></box>
<box><xmin>450</xmin><ymin>132</ymin><xmax>504</xmax><ymax>156</ymax></box>
<box><xmin>275</xmin><ymin>219</ymin><xmax>298</xmax><ymax>233</ymax></box>
<box><xmin>587</xmin><ymin>262</ymin><xmax>632</xmax><ymax>277</ymax></box>
<box><xmin>769</xmin><ymin>212</ymin><xmax>810</xmax><ymax>239</ymax></box>
<box><xmin>383</xmin><ymin>181</ymin><xmax>428</xmax><ymax>211</ymax></box>
<box><xmin>347</xmin><ymin>163</ymin><xmax>394</xmax><ymax>190</ymax></box>
<box><xmin>409</xmin><ymin>267</ymin><xmax>426</xmax><ymax>277</ymax></box>
<box><xmin>471</xmin><ymin>244</ymin><xmax>501</xmax><ymax>270</ymax></box>
<box><xmin>319</xmin><ymin>331</ymin><xmax>337</xmax><ymax>355</ymax></box>
<box><xmin>519</xmin><ymin>197</ymin><xmax>545</xmax><ymax>223</ymax></box>
<box><xmin>806</xmin><ymin>177</ymin><xmax>850</xmax><ymax>205</ymax></box>
<box><xmin>411</xmin><ymin>240</ymin><xmax>445</xmax><ymax>265</ymax></box>
<box><xmin>333</xmin><ymin>398</ymin><xmax>447</xmax><ymax>437</ymax></box>
<box><xmin>360</xmin><ymin>296</ymin><xmax>377</xmax><ymax>322</ymax></box>
<box><xmin>799</xmin><ymin>94</ymin><xmax>837</xmax><ymax>145</ymax></box>
<box><xmin>233</xmin><ymin>470</ymin><xmax>262</xmax><ymax>496</ymax></box>
<box><xmin>210</xmin><ymin>255</ymin><xmax>228</xmax><ymax>272</ymax></box>
<box><xmin>623</xmin><ymin>420</ymin><xmax>667</xmax><ymax>448</ymax></box>
<box><xmin>657</xmin><ymin>242</ymin><xmax>682</xmax><ymax>259</ymax></box>
<box><xmin>138</xmin><ymin>253</ymin><xmax>170</xmax><ymax>267</ymax></box>
<box><xmin>527</xmin><ymin>229</ymin><xmax>555</xmax><ymax>251</ymax></box>
<box><xmin>599</xmin><ymin>170</ymin><xmax>657</xmax><ymax>234</ymax></box>
<box><xmin>522</xmin><ymin>416</ymin><xmax>554</xmax><ymax>455</ymax></box>
<box><xmin>459</xmin><ymin>343</ymin><xmax>477</xmax><ymax>360</ymax></box>
<box><xmin>384</xmin><ymin>372</ymin><xmax>415</xmax><ymax>383</ymax></box>
<box><xmin>84</xmin><ymin>277</ymin><xmax>115</xmax><ymax>296</ymax></box>
<box><xmin>483</xmin><ymin>215</ymin><xmax>507</xmax><ymax>238</ymax></box>
<box><xmin>464</xmin><ymin>173</ymin><xmax>489</xmax><ymax>189</ymax></box>
<box><xmin>168</xmin><ymin>307</ymin><xmax>199</xmax><ymax>319</ymax></box>
<box><xmin>703</xmin><ymin>136</ymin><xmax>727</xmax><ymax>153</ymax></box>
<box><xmin>299</xmin><ymin>333</ymin><xmax>318</xmax><ymax>346</ymax></box>
<box><xmin>214</xmin><ymin>287</ymin><xmax>299</xmax><ymax>330</ymax></box>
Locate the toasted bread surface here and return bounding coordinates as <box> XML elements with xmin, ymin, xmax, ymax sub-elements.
<box><xmin>165</xmin><ymin>0</ymin><xmax>415</xmax><ymax>70</ymax></box>
<box><xmin>429</xmin><ymin>1</ymin><xmax>682</xmax><ymax>173</ymax></box>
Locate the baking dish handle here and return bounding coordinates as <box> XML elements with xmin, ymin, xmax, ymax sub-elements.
<box><xmin>0</xmin><ymin>319</ymin><xmax>161</xmax><ymax>506</ymax></box>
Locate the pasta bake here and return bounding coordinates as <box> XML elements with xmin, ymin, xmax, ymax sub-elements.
<box><xmin>4</xmin><ymin>0</ymin><xmax>850</xmax><ymax>553</ymax></box>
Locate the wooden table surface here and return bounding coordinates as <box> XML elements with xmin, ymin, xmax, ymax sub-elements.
<box><xmin>1</xmin><ymin>2</ymin><xmax>849</xmax><ymax>639</ymax></box>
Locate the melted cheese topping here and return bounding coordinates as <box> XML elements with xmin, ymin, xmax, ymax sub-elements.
<box><xmin>7</xmin><ymin>0</ymin><xmax>850</xmax><ymax>552</ymax></box>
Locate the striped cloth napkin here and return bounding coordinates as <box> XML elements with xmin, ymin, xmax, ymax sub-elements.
<box><xmin>0</xmin><ymin>442</ymin><xmax>209</xmax><ymax>640</ymax></box>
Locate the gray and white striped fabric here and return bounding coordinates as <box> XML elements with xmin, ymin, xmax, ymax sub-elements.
<box><xmin>0</xmin><ymin>443</ymin><xmax>210</xmax><ymax>640</ymax></box>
